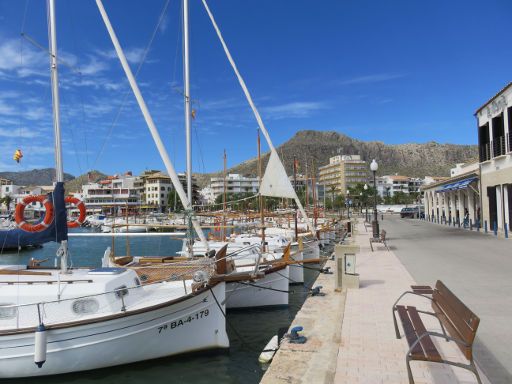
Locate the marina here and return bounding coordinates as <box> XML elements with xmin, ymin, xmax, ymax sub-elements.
<box><xmin>0</xmin><ymin>0</ymin><xmax>510</xmax><ymax>382</ymax></box>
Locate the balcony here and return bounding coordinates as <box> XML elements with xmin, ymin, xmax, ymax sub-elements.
<box><xmin>479</xmin><ymin>143</ymin><xmax>491</xmax><ymax>162</ymax></box>
<box><xmin>493</xmin><ymin>136</ymin><xmax>506</xmax><ymax>158</ymax></box>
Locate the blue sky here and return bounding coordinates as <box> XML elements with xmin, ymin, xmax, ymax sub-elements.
<box><xmin>0</xmin><ymin>0</ymin><xmax>510</xmax><ymax>176</ymax></box>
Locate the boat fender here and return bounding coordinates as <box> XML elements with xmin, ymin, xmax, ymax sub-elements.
<box><xmin>206</xmin><ymin>249</ymin><xmax>216</xmax><ymax>258</ymax></box>
<box><xmin>258</xmin><ymin>335</ymin><xmax>278</xmax><ymax>364</ymax></box>
<box><xmin>310</xmin><ymin>286</ymin><xmax>325</xmax><ymax>296</ymax></box>
<box><xmin>288</xmin><ymin>326</ymin><xmax>307</xmax><ymax>344</ymax></box>
<box><xmin>34</xmin><ymin>323</ymin><xmax>47</xmax><ymax>368</ymax></box>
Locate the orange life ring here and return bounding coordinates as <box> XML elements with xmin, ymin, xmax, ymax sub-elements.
<box><xmin>65</xmin><ymin>196</ymin><xmax>86</xmax><ymax>228</ymax></box>
<box><xmin>15</xmin><ymin>195</ymin><xmax>54</xmax><ymax>232</ymax></box>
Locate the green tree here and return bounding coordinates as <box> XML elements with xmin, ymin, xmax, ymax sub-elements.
<box><xmin>167</xmin><ymin>189</ymin><xmax>183</xmax><ymax>212</ymax></box>
<box><xmin>2</xmin><ymin>195</ymin><xmax>12</xmax><ymax>211</ymax></box>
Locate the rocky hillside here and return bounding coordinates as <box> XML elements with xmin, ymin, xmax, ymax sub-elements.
<box><xmin>0</xmin><ymin>168</ymin><xmax>74</xmax><ymax>186</ymax></box>
<box><xmin>196</xmin><ymin>130</ymin><xmax>478</xmax><ymax>187</ymax></box>
<box><xmin>65</xmin><ymin>170</ymin><xmax>107</xmax><ymax>193</ymax></box>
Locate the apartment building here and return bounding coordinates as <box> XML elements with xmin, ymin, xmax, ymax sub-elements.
<box><xmin>210</xmin><ymin>174</ymin><xmax>259</xmax><ymax>199</ymax></box>
<box><xmin>81</xmin><ymin>173</ymin><xmax>142</xmax><ymax>213</ymax></box>
<box><xmin>318</xmin><ymin>155</ymin><xmax>367</xmax><ymax>195</ymax></box>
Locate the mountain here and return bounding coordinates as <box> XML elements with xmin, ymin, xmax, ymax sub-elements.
<box><xmin>0</xmin><ymin>168</ymin><xmax>74</xmax><ymax>186</ymax></box>
<box><xmin>65</xmin><ymin>170</ymin><xmax>107</xmax><ymax>193</ymax></box>
<box><xmin>195</xmin><ymin>130</ymin><xmax>478</xmax><ymax>187</ymax></box>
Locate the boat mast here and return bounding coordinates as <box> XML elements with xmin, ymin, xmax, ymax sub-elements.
<box><xmin>48</xmin><ymin>0</ymin><xmax>69</xmax><ymax>273</ymax></box>
<box><xmin>258</xmin><ymin>129</ymin><xmax>265</xmax><ymax>251</ymax></box>
<box><xmin>183</xmin><ymin>0</ymin><xmax>192</xmax><ymax>204</ymax></box>
<box><xmin>312</xmin><ymin>159</ymin><xmax>317</xmax><ymax>228</ymax></box>
<box><xmin>293</xmin><ymin>156</ymin><xmax>298</xmax><ymax>242</ymax></box>
<box><xmin>183</xmin><ymin>0</ymin><xmax>194</xmax><ymax>256</ymax></box>
<box><xmin>96</xmin><ymin>0</ymin><xmax>210</xmax><ymax>250</ymax></box>
<box><xmin>222</xmin><ymin>149</ymin><xmax>227</xmax><ymax>240</ymax></box>
<box><xmin>200</xmin><ymin>0</ymin><xmax>312</xmax><ymax>232</ymax></box>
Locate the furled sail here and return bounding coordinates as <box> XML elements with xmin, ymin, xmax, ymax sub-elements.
<box><xmin>0</xmin><ymin>182</ymin><xmax>68</xmax><ymax>251</ymax></box>
<box><xmin>260</xmin><ymin>151</ymin><xmax>296</xmax><ymax>199</ymax></box>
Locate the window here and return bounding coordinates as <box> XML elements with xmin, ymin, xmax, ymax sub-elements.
<box><xmin>0</xmin><ymin>304</ymin><xmax>17</xmax><ymax>319</ymax></box>
<box><xmin>72</xmin><ymin>299</ymin><xmax>99</xmax><ymax>314</ymax></box>
<box><xmin>492</xmin><ymin>113</ymin><xmax>505</xmax><ymax>157</ymax></box>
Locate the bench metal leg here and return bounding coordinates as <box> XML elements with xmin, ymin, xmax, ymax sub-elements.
<box><xmin>392</xmin><ymin>308</ymin><xmax>401</xmax><ymax>339</ymax></box>
<box><xmin>369</xmin><ymin>239</ymin><xmax>374</xmax><ymax>252</ymax></box>
<box><xmin>406</xmin><ymin>355</ymin><xmax>415</xmax><ymax>384</ymax></box>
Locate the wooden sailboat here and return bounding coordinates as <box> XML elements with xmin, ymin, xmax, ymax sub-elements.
<box><xmin>0</xmin><ymin>1</ymin><xmax>229</xmax><ymax>377</ymax></box>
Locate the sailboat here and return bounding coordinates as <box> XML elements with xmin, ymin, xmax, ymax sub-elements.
<box><xmin>0</xmin><ymin>0</ymin><xmax>228</xmax><ymax>378</ymax></box>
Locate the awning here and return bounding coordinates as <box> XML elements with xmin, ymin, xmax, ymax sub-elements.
<box><xmin>436</xmin><ymin>177</ymin><xmax>478</xmax><ymax>193</ymax></box>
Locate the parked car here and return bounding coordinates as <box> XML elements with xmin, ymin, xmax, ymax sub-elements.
<box><xmin>400</xmin><ymin>207</ymin><xmax>423</xmax><ymax>218</ymax></box>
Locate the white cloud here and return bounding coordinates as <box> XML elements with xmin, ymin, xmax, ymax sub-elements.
<box><xmin>263</xmin><ymin>101</ymin><xmax>327</xmax><ymax>119</ymax></box>
<box><xmin>338</xmin><ymin>73</ymin><xmax>406</xmax><ymax>86</ymax></box>
<box><xmin>79</xmin><ymin>56</ymin><xmax>109</xmax><ymax>75</ymax></box>
<box><xmin>0</xmin><ymin>128</ymin><xmax>40</xmax><ymax>138</ymax></box>
<box><xmin>97</xmin><ymin>47</ymin><xmax>148</xmax><ymax>65</ymax></box>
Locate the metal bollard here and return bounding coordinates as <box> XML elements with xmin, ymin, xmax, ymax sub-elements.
<box><xmin>494</xmin><ymin>221</ymin><xmax>498</xmax><ymax>236</ymax></box>
<box><xmin>484</xmin><ymin>220</ymin><xmax>487</xmax><ymax>233</ymax></box>
<box><xmin>505</xmin><ymin>223</ymin><xmax>509</xmax><ymax>239</ymax></box>
<box><xmin>470</xmin><ymin>219</ymin><xmax>473</xmax><ymax>230</ymax></box>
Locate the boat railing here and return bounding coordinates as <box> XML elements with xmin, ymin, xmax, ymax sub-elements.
<box><xmin>0</xmin><ymin>267</ymin><xmax>209</xmax><ymax>331</ymax></box>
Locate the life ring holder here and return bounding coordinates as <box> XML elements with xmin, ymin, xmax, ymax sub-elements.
<box><xmin>15</xmin><ymin>195</ymin><xmax>54</xmax><ymax>232</ymax></box>
<box><xmin>65</xmin><ymin>197</ymin><xmax>86</xmax><ymax>228</ymax></box>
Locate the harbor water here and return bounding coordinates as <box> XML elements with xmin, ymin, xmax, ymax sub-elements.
<box><xmin>0</xmin><ymin>229</ymin><xmax>320</xmax><ymax>384</ymax></box>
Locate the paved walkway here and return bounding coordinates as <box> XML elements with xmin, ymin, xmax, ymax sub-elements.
<box><xmin>334</xmin><ymin>222</ymin><xmax>491</xmax><ymax>384</ymax></box>
<box><xmin>261</xmin><ymin>258</ymin><xmax>346</xmax><ymax>384</ymax></box>
<box><xmin>384</xmin><ymin>215</ymin><xmax>511</xmax><ymax>384</ymax></box>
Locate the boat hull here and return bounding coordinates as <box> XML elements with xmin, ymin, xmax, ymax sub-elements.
<box><xmin>288</xmin><ymin>249</ymin><xmax>304</xmax><ymax>284</ymax></box>
<box><xmin>0</xmin><ymin>283</ymin><xmax>229</xmax><ymax>378</ymax></box>
<box><xmin>225</xmin><ymin>267</ymin><xmax>289</xmax><ymax>309</ymax></box>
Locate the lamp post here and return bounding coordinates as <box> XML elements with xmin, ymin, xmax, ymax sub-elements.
<box><xmin>346</xmin><ymin>189</ymin><xmax>350</xmax><ymax>218</ymax></box>
<box><xmin>370</xmin><ymin>159</ymin><xmax>379</xmax><ymax>238</ymax></box>
<box><xmin>359</xmin><ymin>191</ymin><xmax>363</xmax><ymax>214</ymax></box>
<box><xmin>363</xmin><ymin>183</ymin><xmax>369</xmax><ymax>222</ymax></box>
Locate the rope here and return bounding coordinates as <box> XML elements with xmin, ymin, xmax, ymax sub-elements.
<box><xmin>238</xmin><ymin>280</ymin><xmax>293</xmax><ymax>294</ymax></box>
<box><xmin>193</xmin><ymin>193</ymin><xmax>259</xmax><ymax>208</ymax></box>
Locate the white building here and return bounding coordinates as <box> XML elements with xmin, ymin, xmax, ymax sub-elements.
<box><xmin>210</xmin><ymin>174</ymin><xmax>259</xmax><ymax>199</ymax></box>
<box><xmin>475</xmin><ymin>82</ymin><xmax>512</xmax><ymax>234</ymax></box>
<box><xmin>199</xmin><ymin>187</ymin><xmax>215</xmax><ymax>205</ymax></box>
<box><xmin>143</xmin><ymin>172</ymin><xmax>172</xmax><ymax>212</ymax></box>
<box><xmin>423</xmin><ymin>162</ymin><xmax>480</xmax><ymax>227</ymax></box>
<box><xmin>81</xmin><ymin>173</ymin><xmax>142</xmax><ymax>213</ymax></box>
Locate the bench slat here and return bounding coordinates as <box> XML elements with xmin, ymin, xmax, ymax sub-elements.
<box><xmin>396</xmin><ymin>305</ymin><xmax>424</xmax><ymax>358</ymax></box>
<box><xmin>432</xmin><ymin>301</ymin><xmax>473</xmax><ymax>360</ymax></box>
<box><xmin>433</xmin><ymin>290</ymin><xmax>474</xmax><ymax>344</ymax></box>
<box><xmin>435</xmin><ymin>281</ymin><xmax>479</xmax><ymax>330</ymax></box>
<box><xmin>408</xmin><ymin>306</ymin><xmax>442</xmax><ymax>362</ymax></box>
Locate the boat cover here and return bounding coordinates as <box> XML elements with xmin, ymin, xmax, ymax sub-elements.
<box><xmin>0</xmin><ymin>182</ymin><xmax>68</xmax><ymax>250</ymax></box>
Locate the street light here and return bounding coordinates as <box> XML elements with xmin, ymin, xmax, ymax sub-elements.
<box><xmin>363</xmin><ymin>183</ymin><xmax>369</xmax><ymax>222</ymax></box>
<box><xmin>346</xmin><ymin>189</ymin><xmax>350</xmax><ymax>218</ymax></box>
<box><xmin>370</xmin><ymin>159</ymin><xmax>379</xmax><ymax>238</ymax></box>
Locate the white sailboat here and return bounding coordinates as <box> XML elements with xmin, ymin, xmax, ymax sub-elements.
<box><xmin>0</xmin><ymin>0</ymin><xmax>228</xmax><ymax>377</ymax></box>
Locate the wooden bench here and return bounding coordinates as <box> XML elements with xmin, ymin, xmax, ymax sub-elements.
<box><xmin>392</xmin><ymin>280</ymin><xmax>482</xmax><ymax>384</ymax></box>
<box><xmin>369</xmin><ymin>229</ymin><xmax>388</xmax><ymax>251</ymax></box>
